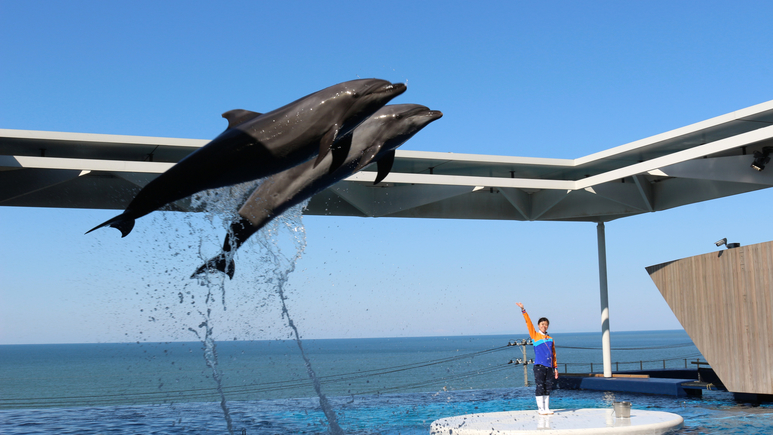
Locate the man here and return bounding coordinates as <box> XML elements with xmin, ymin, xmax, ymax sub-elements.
<box><xmin>516</xmin><ymin>302</ymin><xmax>558</xmax><ymax>415</ymax></box>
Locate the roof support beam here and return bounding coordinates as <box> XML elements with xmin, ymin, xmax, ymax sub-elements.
<box><xmin>584</xmin><ymin>182</ymin><xmax>652</xmax><ymax>212</ymax></box>
<box><xmin>632</xmin><ymin>175</ymin><xmax>655</xmax><ymax>212</ymax></box>
<box><xmin>652</xmin><ymin>178</ymin><xmax>770</xmax><ymax>212</ymax></box>
<box><xmin>0</xmin><ymin>168</ymin><xmax>82</xmax><ymax>205</ymax></box>
<box><xmin>112</xmin><ymin>172</ymin><xmax>162</xmax><ymax>189</ymax></box>
<box><xmin>658</xmin><ymin>155</ymin><xmax>773</xmax><ymax>186</ymax></box>
<box><xmin>498</xmin><ymin>188</ymin><xmax>531</xmax><ymax>220</ymax></box>
<box><xmin>531</xmin><ymin>189</ymin><xmax>571</xmax><ymax>220</ymax></box>
<box><xmin>330</xmin><ymin>182</ymin><xmax>476</xmax><ymax>217</ymax></box>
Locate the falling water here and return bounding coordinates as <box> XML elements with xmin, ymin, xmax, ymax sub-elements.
<box><xmin>188</xmin><ymin>315</ymin><xmax>234</xmax><ymax>435</ymax></box>
<box><xmin>185</xmin><ymin>183</ymin><xmax>261</xmax><ymax>435</ymax></box>
<box><xmin>190</xmin><ymin>182</ymin><xmax>344</xmax><ymax>434</ymax></box>
<box><xmin>255</xmin><ymin>213</ymin><xmax>344</xmax><ymax>435</ymax></box>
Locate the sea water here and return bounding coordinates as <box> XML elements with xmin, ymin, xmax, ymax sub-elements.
<box><xmin>2</xmin><ymin>331</ymin><xmax>772</xmax><ymax>434</ymax></box>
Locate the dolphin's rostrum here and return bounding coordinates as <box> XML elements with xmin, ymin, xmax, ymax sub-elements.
<box><xmin>193</xmin><ymin>104</ymin><xmax>443</xmax><ymax>279</ymax></box>
<box><xmin>87</xmin><ymin>79</ymin><xmax>406</xmax><ymax>237</ymax></box>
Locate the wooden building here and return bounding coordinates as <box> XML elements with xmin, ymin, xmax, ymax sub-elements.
<box><xmin>646</xmin><ymin>241</ymin><xmax>773</xmax><ymax>398</ymax></box>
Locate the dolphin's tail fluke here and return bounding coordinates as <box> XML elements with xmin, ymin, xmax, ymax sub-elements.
<box><xmin>85</xmin><ymin>214</ymin><xmax>135</xmax><ymax>237</ymax></box>
<box><xmin>191</xmin><ymin>254</ymin><xmax>236</xmax><ymax>280</ymax></box>
<box><xmin>190</xmin><ymin>218</ymin><xmax>253</xmax><ymax>280</ymax></box>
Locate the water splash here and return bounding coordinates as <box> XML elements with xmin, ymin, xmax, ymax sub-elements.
<box><xmin>192</xmin><ymin>182</ymin><xmax>343</xmax><ymax>434</ymax></box>
<box><xmin>89</xmin><ymin>178</ymin><xmax>343</xmax><ymax>434</ymax></box>
<box><xmin>191</xmin><ymin>181</ymin><xmax>260</xmax><ymax>311</ymax></box>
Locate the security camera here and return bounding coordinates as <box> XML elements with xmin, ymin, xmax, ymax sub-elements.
<box><xmin>715</xmin><ymin>238</ymin><xmax>727</xmax><ymax>247</ymax></box>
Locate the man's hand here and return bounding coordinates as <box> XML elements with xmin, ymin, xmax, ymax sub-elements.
<box><xmin>516</xmin><ymin>302</ymin><xmax>524</xmax><ymax>309</ymax></box>
<box><xmin>554</xmin><ymin>370</ymin><xmax>559</xmax><ymax>379</ymax></box>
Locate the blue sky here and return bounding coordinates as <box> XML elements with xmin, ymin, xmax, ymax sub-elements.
<box><xmin>1</xmin><ymin>1</ymin><xmax>772</xmax><ymax>344</ymax></box>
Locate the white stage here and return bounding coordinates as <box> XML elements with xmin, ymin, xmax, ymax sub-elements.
<box><xmin>430</xmin><ymin>408</ymin><xmax>683</xmax><ymax>435</ymax></box>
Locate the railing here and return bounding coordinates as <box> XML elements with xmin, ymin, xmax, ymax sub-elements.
<box><xmin>559</xmin><ymin>358</ymin><xmax>707</xmax><ymax>374</ymax></box>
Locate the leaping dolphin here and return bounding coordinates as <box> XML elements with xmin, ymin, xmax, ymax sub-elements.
<box><xmin>193</xmin><ymin>104</ymin><xmax>443</xmax><ymax>279</ymax></box>
<box><xmin>86</xmin><ymin>79</ymin><xmax>406</xmax><ymax>237</ymax></box>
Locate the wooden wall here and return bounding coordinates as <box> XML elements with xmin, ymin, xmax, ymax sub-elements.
<box><xmin>646</xmin><ymin>240</ymin><xmax>773</xmax><ymax>395</ymax></box>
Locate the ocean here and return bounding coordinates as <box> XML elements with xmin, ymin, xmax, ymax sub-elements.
<box><xmin>2</xmin><ymin>331</ymin><xmax>772</xmax><ymax>434</ymax></box>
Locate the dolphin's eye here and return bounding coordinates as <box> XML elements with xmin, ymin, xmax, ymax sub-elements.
<box><xmin>350</xmin><ymin>91</ymin><xmax>359</xmax><ymax>98</ymax></box>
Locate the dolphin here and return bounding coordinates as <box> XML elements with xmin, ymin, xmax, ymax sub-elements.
<box><xmin>193</xmin><ymin>104</ymin><xmax>443</xmax><ymax>279</ymax></box>
<box><xmin>86</xmin><ymin>79</ymin><xmax>407</xmax><ymax>237</ymax></box>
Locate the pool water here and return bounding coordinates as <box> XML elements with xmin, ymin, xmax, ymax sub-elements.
<box><xmin>2</xmin><ymin>387</ymin><xmax>771</xmax><ymax>434</ymax></box>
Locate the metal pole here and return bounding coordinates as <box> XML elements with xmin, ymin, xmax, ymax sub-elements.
<box><xmin>522</xmin><ymin>345</ymin><xmax>528</xmax><ymax>386</ymax></box>
<box><xmin>597</xmin><ymin>222</ymin><xmax>612</xmax><ymax>378</ymax></box>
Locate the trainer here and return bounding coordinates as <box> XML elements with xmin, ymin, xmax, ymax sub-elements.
<box><xmin>516</xmin><ymin>302</ymin><xmax>558</xmax><ymax>415</ymax></box>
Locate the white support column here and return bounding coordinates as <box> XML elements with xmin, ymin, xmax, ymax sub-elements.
<box><xmin>597</xmin><ymin>222</ymin><xmax>612</xmax><ymax>377</ymax></box>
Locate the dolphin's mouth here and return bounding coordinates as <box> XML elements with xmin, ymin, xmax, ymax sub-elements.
<box><xmin>372</xmin><ymin>82</ymin><xmax>407</xmax><ymax>97</ymax></box>
<box><xmin>401</xmin><ymin>106</ymin><xmax>443</xmax><ymax>120</ymax></box>
<box><xmin>424</xmin><ymin>110</ymin><xmax>443</xmax><ymax>120</ymax></box>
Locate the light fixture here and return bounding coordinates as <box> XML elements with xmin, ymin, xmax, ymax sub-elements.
<box><xmin>715</xmin><ymin>238</ymin><xmax>741</xmax><ymax>249</ymax></box>
<box><xmin>751</xmin><ymin>147</ymin><xmax>773</xmax><ymax>171</ymax></box>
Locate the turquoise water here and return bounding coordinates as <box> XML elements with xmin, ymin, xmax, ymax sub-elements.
<box><xmin>2</xmin><ymin>331</ymin><xmax>772</xmax><ymax>434</ymax></box>
<box><xmin>3</xmin><ymin>389</ymin><xmax>771</xmax><ymax>434</ymax></box>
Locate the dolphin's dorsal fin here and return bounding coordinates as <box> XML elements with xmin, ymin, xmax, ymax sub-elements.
<box><xmin>222</xmin><ymin>109</ymin><xmax>263</xmax><ymax>128</ymax></box>
<box><xmin>314</xmin><ymin>125</ymin><xmax>339</xmax><ymax>168</ymax></box>
<box><xmin>374</xmin><ymin>150</ymin><xmax>396</xmax><ymax>185</ymax></box>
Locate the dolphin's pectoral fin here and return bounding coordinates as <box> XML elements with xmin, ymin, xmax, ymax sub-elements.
<box><xmin>191</xmin><ymin>253</ymin><xmax>236</xmax><ymax>280</ymax></box>
<box><xmin>85</xmin><ymin>214</ymin><xmax>136</xmax><ymax>238</ymax></box>
<box><xmin>328</xmin><ymin>133</ymin><xmax>353</xmax><ymax>174</ymax></box>
<box><xmin>374</xmin><ymin>150</ymin><xmax>396</xmax><ymax>185</ymax></box>
<box><xmin>353</xmin><ymin>144</ymin><xmax>383</xmax><ymax>174</ymax></box>
<box><xmin>222</xmin><ymin>109</ymin><xmax>263</xmax><ymax>129</ymax></box>
<box><xmin>314</xmin><ymin>125</ymin><xmax>338</xmax><ymax>168</ymax></box>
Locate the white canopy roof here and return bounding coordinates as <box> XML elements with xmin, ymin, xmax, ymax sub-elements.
<box><xmin>2</xmin><ymin>100</ymin><xmax>773</xmax><ymax>222</ymax></box>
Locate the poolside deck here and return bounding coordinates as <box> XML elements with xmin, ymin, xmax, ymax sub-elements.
<box><xmin>568</xmin><ymin>376</ymin><xmax>698</xmax><ymax>397</ymax></box>
<box><xmin>557</xmin><ymin>368</ymin><xmax>722</xmax><ymax>397</ymax></box>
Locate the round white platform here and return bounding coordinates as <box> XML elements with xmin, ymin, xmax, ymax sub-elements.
<box><xmin>429</xmin><ymin>408</ymin><xmax>683</xmax><ymax>435</ymax></box>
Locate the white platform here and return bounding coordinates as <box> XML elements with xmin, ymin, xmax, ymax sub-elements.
<box><xmin>429</xmin><ymin>408</ymin><xmax>683</xmax><ymax>435</ymax></box>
